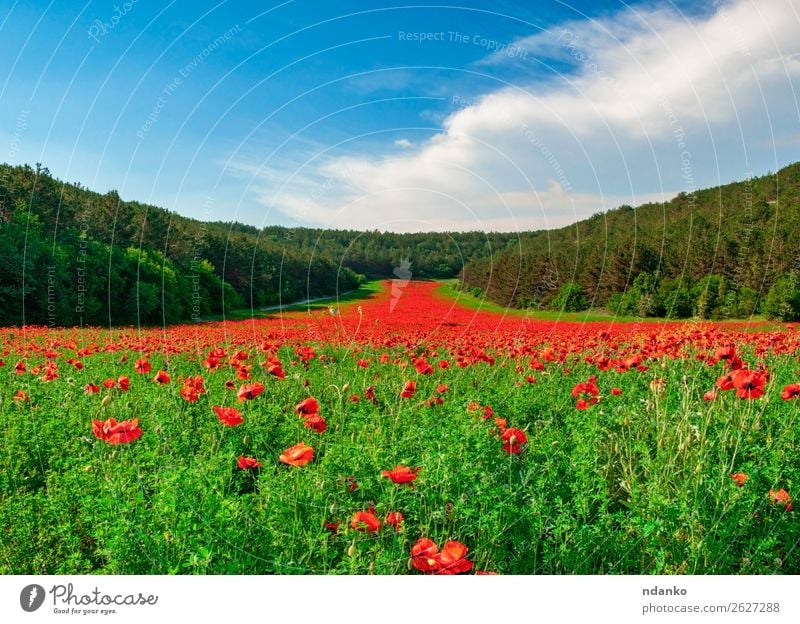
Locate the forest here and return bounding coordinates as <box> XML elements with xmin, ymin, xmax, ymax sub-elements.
<box><xmin>0</xmin><ymin>163</ymin><xmax>519</xmax><ymax>326</ymax></box>
<box><xmin>459</xmin><ymin>162</ymin><xmax>800</xmax><ymax>320</ymax></box>
<box><xmin>3</xmin><ymin>161</ymin><xmax>800</xmax><ymax>327</ymax></box>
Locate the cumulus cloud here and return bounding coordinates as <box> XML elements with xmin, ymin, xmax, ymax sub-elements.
<box><xmin>241</xmin><ymin>0</ymin><xmax>800</xmax><ymax>233</ymax></box>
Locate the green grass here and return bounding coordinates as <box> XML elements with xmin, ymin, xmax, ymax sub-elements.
<box><xmin>1</xmin><ymin>338</ymin><xmax>798</xmax><ymax>574</ymax></box>
<box><xmin>200</xmin><ymin>279</ymin><xmax>385</xmax><ymax>321</ymax></box>
<box><xmin>437</xmin><ymin>280</ymin><xmax>785</xmax><ymax>328</ymax></box>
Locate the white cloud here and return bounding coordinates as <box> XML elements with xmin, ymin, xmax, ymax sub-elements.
<box><xmin>240</xmin><ymin>0</ymin><xmax>800</xmax><ymax>232</ymax></box>
<box><xmin>394</xmin><ymin>138</ymin><xmax>415</xmax><ymax>149</ymax></box>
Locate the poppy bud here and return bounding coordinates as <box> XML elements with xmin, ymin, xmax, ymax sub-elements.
<box><xmin>101</xmin><ymin>395</ymin><xmax>111</xmax><ymax>408</ymax></box>
<box><xmin>509</xmin><ymin>435</ymin><xmax>517</xmax><ymax>446</ymax></box>
<box><xmin>329</xmin><ymin>503</ymin><xmax>336</xmax><ymax>515</ymax></box>
<box><xmin>347</xmin><ymin>542</ymin><xmax>356</xmax><ymax>557</ymax></box>
<box><xmin>343</xmin><ymin>383</ymin><xmax>350</xmax><ymax>392</ymax></box>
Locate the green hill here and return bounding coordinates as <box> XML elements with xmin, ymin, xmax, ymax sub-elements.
<box><xmin>459</xmin><ymin>162</ymin><xmax>800</xmax><ymax>320</ymax></box>
<box><xmin>0</xmin><ymin>163</ymin><xmax>518</xmax><ymax>326</ymax></box>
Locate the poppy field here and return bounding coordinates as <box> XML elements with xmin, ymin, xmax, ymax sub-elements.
<box><xmin>1</xmin><ymin>280</ymin><xmax>799</xmax><ymax>574</ymax></box>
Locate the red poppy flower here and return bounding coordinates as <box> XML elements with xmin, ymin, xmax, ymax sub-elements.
<box><xmin>437</xmin><ymin>540</ymin><xmax>473</xmax><ymax>575</ymax></box>
<box><xmin>780</xmin><ymin>383</ymin><xmax>800</xmax><ymax>400</ymax></box>
<box><xmin>237</xmin><ymin>456</ymin><xmax>262</xmax><ymax>470</ymax></box>
<box><xmin>716</xmin><ymin>372</ymin><xmax>735</xmax><ymax>391</ymax></box>
<box><xmin>92</xmin><ymin>417</ymin><xmax>142</xmax><ymax>445</ymax></box>
<box><xmin>279</xmin><ymin>442</ymin><xmax>314</xmax><ymax>466</ymax></box>
<box><xmin>84</xmin><ymin>383</ymin><xmax>100</xmax><ymax>394</ymax></box>
<box><xmin>102</xmin><ymin>378</ymin><xmax>115</xmax><ymax>389</ymax></box>
<box><xmin>500</xmin><ymin>428</ymin><xmax>527</xmax><ymax>454</ymax></box>
<box><xmin>703</xmin><ymin>390</ymin><xmax>718</xmax><ymax>401</ymax></box>
<box><xmin>14</xmin><ymin>361</ymin><xmax>26</xmax><ymax>374</ymax></box>
<box><xmin>237</xmin><ymin>382</ymin><xmax>265</xmax><ymax>402</ymax></box>
<box><xmin>117</xmin><ymin>376</ymin><xmax>130</xmax><ymax>391</ymax></box>
<box><xmin>414</xmin><ymin>358</ymin><xmax>433</xmax><ymax>375</ymax></box>
<box><xmin>410</xmin><ymin>538</ymin><xmax>440</xmax><ymax>573</ymax></box>
<box><xmin>436</xmin><ymin>384</ymin><xmax>448</xmax><ymax>393</ymax></box>
<box><xmin>610</xmin><ymin>387</ymin><xmax>622</xmax><ymax>395</ymax></box>
<box><xmin>13</xmin><ymin>390</ymin><xmax>28</xmax><ymax>402</ymax></box>
<box><xmin>296</xmin><ymin>396</ymin><xmax>319</xmax><ymax>415</ymax></box>
<box><xmin>153</xmin><ymin>370</ymin><xmax>170</xmax><ymax>385</ymax></box>
<box><xmin>382</xmin><ymin>464</ymin><xmax>420</xmax><ymax>484</ymax></box>
<box><xmin>268</xmin><ymin>363</ymin><xmax>286</xmax><ymax>379</ymax></box>
<box><xmin>730</xmin><ymin>472</ymin><xmax>748</xmax><ymax>487</ymax></box>
<box><xmin>386</xmin><ymin>511</ymin><xmax>404</xmax><ymax>531</ymax></box>
<box><xmin>732</xmin><ymin>369</ymin><xmax>766</xmax><ymax>399</ymax></box>
<box><xmin>303</xmin><ymin>413</ymin><xmax>327</xmax><ymax>433</ymax></box>
<box><xmin>400</xmin><ymin>381</ymin><xmax>416</xmax><ymax>398</ymax></box>
<box><xmin>350</xmin><ymin>510</ymin><xmax>381</xmax><ymax>532</ymax></box>
<box><xmin>715</xmin><ymin>346</ymin><xmax>737</xmax><ymax>362</ymax></box>
<box><xmin>769</xmin><ymin>488</ymin><xmax>793</xmax><ymax>511</ymax></box>
<box><xmin>357</xmin><ymin>358</ymin><xmax>369</xmax><ymax>368</ymax></box>
<box><xmin>365</xmin><ymin>385</ymin><xmax>376</xmax><ymax>401</ymax></box>
<box><xmin>134</xmin><ymin>358</ymin><xmax>151</xmax><ymax>374</ymax></box>
<box><xmin>324</xmin><ymin>521</ymin><xmax>340</xmax><ymax>534</ymax></box>
<box><xmin>575</xmin><ymin>398</ymin><xmax>590</xmax><ymax>410</ymax></box>
<box><xmin>213</xmin><ymin>405</ymin><xmax>244</xmax><ymax>427</ymax></box>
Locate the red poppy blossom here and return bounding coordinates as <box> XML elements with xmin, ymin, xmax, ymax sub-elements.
<box><xmin>237</xmin><ymin>382</ymin><xmax>265</xmax><ymax>402</ymax></box>
<box><xmin>92</xmin><ymin>417</ymin><xmax>142</xmax><ymax>445</ymax></box>
<box><xmin>102</xmin><ymin>378</ymin><xmax>115</xmax><ymax>389</ymax></box>
<box><xmin>400</xmin><ymin>381</ymin><xmax>416</xmax><ymax>398</ymax></box>
<box><xmin>386</xmin><ymin>511</ymin><xmax>404</xmax><ymax>531</ymax></box>
<box><xmin>153</xmin><ymin>370</ymin><xmax>170</xmax><ymax>384</ymax></box>
<box><xmin>716</xmin><ymin>371</ymin><xmax>736</xmax><ymax>392</ymax></box>
<box><xmin>303</xmin><ymin>413</ymin><xmax>327</xmax><ymax>434</ymax></box>
<box><xmin>769</xmin><ymin>488</ymin><xmax>793</xmax><ymax>511</ymax></box>
<box><xmin>780</xmin><ymin>383</ymin><xmax>800</xmax><ymax>400</ymax></box>
<box><xmin>382</xmin><ymin>464</ymin><xmax>420</xmax><ymax>484</ymax></box>
<box><xmin>437</xmin><ymin>540</ymin><xmax>473</xmax><ymax>575</ymax></box>
<box><xmin>213</xmin><ymin>405</ymin><xmax>244</xmax><ymax>427</ymax></box>
<box><xmin>703</xmin><ymin>390</ymin><xmax>718</xmax><ymax>401</ymax></box>
<box><xmin>410</xmin><ymin>538</ymin><xmax>440</xmax><ymax>573</ymax></box>
<box><xmin>350</xmin><ymin>510</ymin><xmax>381</xmax><ymax>532</ymax></box>
<box><xmin>84</xmin><ymin>383</ymin><xmax>100</xmax><ymax>394</ymax></box>
<box><xmin>134</xmin><ymin>358</ymin><xmax>151</xmax><ymax>374</ymax></box>
<box><xmin>117</xmin><ymin>376</ymin><xmax>130</xmax><ymax>391</ymax></box>
<box><xmin>732</xmin><ymin>369</ymin><xmax>767</xmax><ymax>399</ymax></box>
<box><xmin>610</xmin><ymin>387</ymin><xmax>622</xmax><ymax>395</ymax></box>
<box><xmin>13</xmin><ymin>390</ymin><xmax>28</xmax><ymax>402</ymax></box>
<box><xmin>268</xmin><ymin>363</ymin><xmax>286</xmax><ymax>379</ymax></box>
<box><xmin>500</xmin><ymin>427</ymin><xmax>527</xmax><ymax>454</ymax></box>
<box><xmin>296</xmin><ymin>396</ymin><xmax>319</xmax><ymax>415</ymax></box>
<box><xmin>237</xmin><ymin>456</ymin><xmax>262</xmax><ymax>470</ymax></box>
<box><xmin>413</xmin><ymin>358</ymin><xmax>433</xmax><ymax>375</ymax></box>
<box><xmin>730</xmin><ymin>472</ymin><xmax>748</xmax><ymax>487</ymax></box>
<box><xmin>279</xmin><ymin>442</ymin><xmax>314</xmax><ymax>467</ymax></box>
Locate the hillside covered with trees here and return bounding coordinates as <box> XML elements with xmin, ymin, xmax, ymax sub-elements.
<box><xmin>0</xmin><ymin>163</ymin><xmax>519</xmax><ymax>326</ymax></box>
<box><xmin>459</xmin><ymin>162</ymin><xmax>800</xmax><ymax>321</ymax></box>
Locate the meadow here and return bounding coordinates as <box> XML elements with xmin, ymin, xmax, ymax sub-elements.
<box><xmin>1</xmin><ymin>280</ymin><xmax>798</xmax><ymax>574</ymax></box>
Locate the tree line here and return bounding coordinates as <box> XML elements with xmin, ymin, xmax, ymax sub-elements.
<box><xmin>0</xmin><ymin>163</ymin><xmax>519</xmax><ymax>326</ymax></box>
<box><xmin>459</xmin><ymin>162</ymin><xmax>800</xmax><ymax>320</ymax></box>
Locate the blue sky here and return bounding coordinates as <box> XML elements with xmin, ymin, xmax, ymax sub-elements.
<box><xmin>1</xmin><ymin>0</ymin><xmax>797</xmax><ymax>232</ymax></box>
